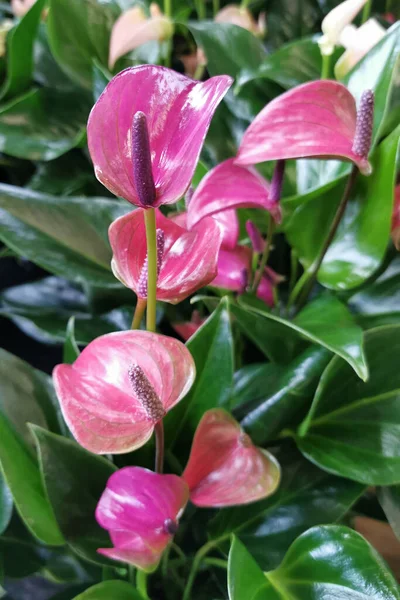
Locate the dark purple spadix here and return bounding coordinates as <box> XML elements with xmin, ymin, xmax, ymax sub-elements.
<box><xmin>269</xmin><ymin>160</ymin><xmax>285</xmax><ymax>223</ymax></box>
<box><xmin>352</xmin><ymin>90</ymin><xmax>374</xmax><ymax>160</ymax></box>
<box><xmin>246</xmin><ymin>220</ymin><xmax>264</xmax><ymax>253</ymax></box>
<box><xmin>128</xmin><ymin>364</ymin><xmax>165</xmax><ymax>423</ymax></box>
<box><xmin>238</xmin><ymin>268</ymin><xmax>248</xmax><ymax>295</ymax></box>
<box><xmin>138</xmin><ymin>229</ymin><xmax>165</xmax><ymax>298</ymax></box>
<box><xmin>132</xmin><ymin>111</ymin><xmax>156</xmax><ymax>207</ymax></box>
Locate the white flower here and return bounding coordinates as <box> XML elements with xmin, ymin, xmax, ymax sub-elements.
<box><xmin>318</xmin><ymin>0</ymin><xmax>367</xmax><ymax>56</ymax></box>
<box><xmin>335</xmin><ymin>18</ymin><xmax>386</xmax><ymax>77</ymax></box>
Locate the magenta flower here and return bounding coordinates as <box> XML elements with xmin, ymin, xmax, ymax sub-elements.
<box><xmin>183</xmin><ymin>409</ymin><xmax>281</xmax><ymax>507</ymax></box>
<box><xmin>96</xmin><ymin>467</ymin><xmax>189</xmax><ymax>571</ymax></box>
<box><xmin>172</xmin><ymin>311</ymin><xmax>206</xmax><ymax>342</ymax></box>
<box><xmin>236</xmin><ymin>80</ymin><xmax>373</xmax><ymax>175</ymax></box>
<box><xmin>186</xmin><ymin>158</ymin><xmax>273</xmax><ymax>241</ymax></box>
<box><xmin>391</xmin><ymin>185</ymin><xmax>400</xmax><ymax>251</ymax></box>
<box><xmin>87</xmin><ymin>66</ymin><xmax>232</xmax><ymax>207</ymax></box>
<box><xmin>109</xmin><ymin>208</ymin><xmax>222</xmax><ymax>304</ymax></box>
<box><xmin>53</xmin><ymin>331</ymin><xmax>195</xmax><ymax>454</ymax></box>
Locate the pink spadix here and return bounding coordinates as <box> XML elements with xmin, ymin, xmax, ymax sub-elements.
<box><xmin>183</xmin><ymin>409</ymin><xmax>281</xmax><ymax>507</ymax></box>
<box><xmin>96</xmin><ymin>467</ymin><xmax>189</xmax><ymax>571</ymax></box>
<box><xmin>137</xmin><ymin>228</ymin><xmax>165</xmax><ymax>297</ymax></box>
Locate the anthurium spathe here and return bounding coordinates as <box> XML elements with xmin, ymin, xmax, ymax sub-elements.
<box><xmin>172</xmin><ymin>311</ymin><xmax>206</xmax><ymax>341</ymax></box>
<box><xmin>235</xmin><ymin>80</ymin><xmax>373</xmax><ymax>175</ymax></box>
<box><xmin>109</xmin><ymin>208</ymin><xmax>222</xmax><ymax>304</ymax></box>
<box><xmin>108</xmin><ymin>4</ymin><xmax>173</xmax><ymax>69</ymax></box>
<box><xmin>215</xmin><ymin>4</ymin><xmax>265</xmax><ymax>37</ymax></box>
<box><xmin>182</xmin><ymin>409</ymin><xmax>281</xmax><ymax>507</ymax></box>
<box><xmin>335</xmin><ymin>19</ymin><xmax>386</xmax><ymax>78</ymax></box>
<box><xmin>87</xmin><ymin>66</ymin><xmax>232</xmax><ymax>207</ymax></box>
<box><xmin>96</xmin><ymin>467</ymin><xmax>189</xmax><ymax>571</ymax></box>
<box><xmin>318</xmin><ymin>0</ymin><xmax>367</xmax><ymax>56</ymax></box>
<box><xmin>53</xmin><ymin>331</ymin><xmax>195</xmax><ymax>454</ymax></box>
<box><xmin>186</xmin><ymin>158</ymin><xmax>274</xmax><ymax>238</ymax></box>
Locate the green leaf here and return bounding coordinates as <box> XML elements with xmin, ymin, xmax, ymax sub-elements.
<box><xmin>0</xmin><ymin>276</ymin><xmax>132</xmax><ymax>345</ymax></box>
<box><xmin>297</xmin><ymin>325</ymin><xmax>400</xmax><ymax>485</ymax></box>
<box><xmin>0</xmin><ymin>537</ymin><xmax>45</xmax><ymax>579</ymax></box>
<box><xmin>264</xmin><ymin>0</ymin><xmax>322</xmax><ymax>49</ymax></box>
<box><xmin>63</xmin><ymin>317</ymin><xmax>80</xmax><ymax>363</ymax></box>
<box><xmin>31</xmin><ymin>426</ymin><xmax>116</xmax><ymax>566</ymax></box>
<box><xmin>228</xmin><ymin>525</ymin><xmax>400</xmax><ymax>600</ymax></box>
<box><xmin>1</xmin><ymin>0</ymin><xmax>45</xmax><ymax>100</ymax></box>
<box><xmin>0</xmin><ymin>476</ymin><xmax>12</xmax><ymax>535</ymax></box>
<box><xmin>210</xmin><ymin>444</ymin><xmax>364</xmax><ymax>571</ymax></box>
<box><xmin>285</xmin><ymin>127</ymin><xmax>400</xmax><ymax>290</ymax></box>
<box><xmin>235</xmin><ymin>346</ymin><xmax>331</xmax><ymax>445</ymax></box>
<box><xmin>72</xmin><ymin>581</ymin><xmax>142</xmax><ymax>600</ymax></box>
<box><xmin>0</xmin><ymin>88</ymin><xmax>90</xmax><ymax>161</ymax></box>
<box><xmin>236</xmin><ymin>294</ymin><xmax>368</xmax><ymax>380</ymax></box>
<box><xmin>379</xmin><ymin>485</ymin><xmax>400</xmax><ymax>541</ymax></box>
<box><xmin>0</xmin><ymin>349</ymin><xmax>64</xmax><ymax>545</ymax></box>
<box><xmin>0</xmin><ymin>184</ymin><xmax>129</xmax><ymax>286</ymax></box>
<box><xmin>165</xmin><ymin>298</ymin><xmax>234</xmax><ymax>449</ymax></box>
<box><xmin>47</xmin><ymin>0</ymin><xmax>120</xmax><ymax>89</ymax></box>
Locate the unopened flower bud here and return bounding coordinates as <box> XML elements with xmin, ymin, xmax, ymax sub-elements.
<box><xmin>163</xmin><ymin>518</ymin><xmax>179</xmax><ymax>535</ymax></box>
<box><xmin>138</xmin><ymin>229</ymin><xmax>165</xmax><ymax>298</ymax></box>
<box><xmin>352</xmin><ymin>90</ymin><xmax>374</xmax><ymax>161</ymax></box>
<box><xmin>128</xmin><ymin>364</ymin><xmax>165</xmax><ymax>422</ymax></box>
<box><xmin>246</xmin><ymin>220</ymin><xmax>264</xmax><ymax>253</ymax></box>
<box><xmin>132</xmin><ymin>111</ymin><xmax>156</xmax><ymax>207</ymax></box>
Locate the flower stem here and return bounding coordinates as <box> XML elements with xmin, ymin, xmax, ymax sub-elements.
<box><xmin>182</xmin><ymin>541</ymin><xmax>217</xmax><ymax>600</ymax></box>
<box><xmin>251</xmin><ymin>216</ymin><xmax>275</xmax><ymax>293</ymax></box>
<box><xmin>241</xmin><ymin>0</ymin><xmax>251</xmax><ymax>8</ymax></box>
<box><xmin>295</xmin><ymin>165</ymin><xmax>359</xmax><ymax>310</ymax></box>
<box><xmin>144</xmin><ymin>208</ymin><xmax>157</xmax><ymax>333</ymax></box>
<box><xmin>212</xmin><ymin>0</ymin><xmax>220</xmax><ymax>15</ymax></box>
<box><xmin>155</xmin><ymin>421</ymin><xmax>164</xmax><ymax>473</ymax></box>
<box><xmin>131</xmin><ymin>298</ymin><xmax>147</xmax><ymax>329</ymax></box>
<box><xmin>164</xmin><ymin>0</ymin><xmax>172</xmax><ymax>18</ymax></box>
<box><xmin>195</xmin><ymin>0</ymin><xmax>205</xmax><ymax>19</ymax></box>
<box><xmin>136</xmin><ymin>569</ymin><xmax>149</xmax><ymax>599</ymax></box>
<box><xmin>321</xmin><ymin>52</ymin><xmax>331</xmax><ymax>79</ymax></box>
<box><xmin>361</xmin><ymin>0</ymin><xmax>372</xmax><ymax>23</ymax></box>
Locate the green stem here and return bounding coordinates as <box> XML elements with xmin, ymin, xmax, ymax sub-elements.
<box><xmin>361</xmin><ymin>0</ymin><xmax>372</xmax><ymax>23</ymax></box>
<box><xmin>136</xmin><ymin>570</ymin><xmax>149</xmax><ymax>599</ymax></box>
<box><xmin>195</xmin><ymin>0</ymin><xmax>206</xmax><ymax>19</ymax></box>
<box><xmin>204</xmin><ymin>557</ymin><xmax>228</xmax><ymax>569</ymax></box>
<box><xmin>193</xmin><ymin>63</ymin><xmax>205</xmax><ymax>81</ymax></box>
<box><xmin>144</xmin><ymin>208</ymin><xmax>157</xmax><ymax>333</ymax></box>
<box><xmin>289</xmin><ymin>248</ymin><xmax>298</xmax><ymax>296</ymax></box>
<box><xmin>321</xmin><ymin>52</ymin><xmax>331</xmax><ymax>79</ymax></box>
<box><xmin>182</xmin><ymin>541</ymin><xmax>217</xmax><ymax>600</ymax></box>
<box><xmin>241</xmin><ymin>0</ymin><xmax>251</xmax><ymax>8</ymax></box>
<box><xmin>251</xmin><ymin>216</ymin><xmax>275</xmax><ymax>293</ymax></box>
<box><xmin>154</xmin><ymin>421</ymin><xmax>164</xmax><ymax>473</ymax></box>
<box><xmin>129</xmin><ymin>565</ymin><xmax>136</xmax><ymax>585</ymax></box>
<box><xmin>131</xmin><ymin>298</ymin><xmax>147</xmax><ymax>329</ymax></box>
<box><xmin>164</xmin><ymin>0</ymin><xmax>172</xmax><ymax>18</ymax></box>
<box><xmin>296</xmin><ymin>165</ymin><xmax>359</xmax><ymax>310</ymax></box>
<box><xmin>386</xmin><ymin>0</ymin><xmax>393</xmax><ymax>12</ymax></box>
<box><xmin>212</xmin><ymin>0</ymin><xmax>220</xmax><ymax>16</ymax></box>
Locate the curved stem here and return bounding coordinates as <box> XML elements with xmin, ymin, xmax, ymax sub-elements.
<box><xmin>296</xmin><ymin>165</ymin><xmax>359</xmax><ymax>310</ymax></box>
<box><xmin>182</xmin><ymin>541</ymin><xmax>216</xmax><ymax>600</ymax></box>
<box><xmin>361</xmin><ymin>0</ymin><xmax>372</xmax><ymax>23</ymax></box>
<box><xmin>136</xmin><ymin>569</ymin><xmax>149</xmax><ymax>599</ymax></box>
<box><xmin>321</xmin><ymin>52</ymin><xmax>331</xmax><ymax>79</ymax></box>
<box><xmin>154</xmin><ymin>421</ymin><xmax>164</xmax><ymax>473</ymax></box>
<box><xmin>144</xmin><ymin>208</ymin><xmax>157</xmax><ymax>333</ymax></box>
<box><xmin>252</xmin><ymin>216</ymin><xmax>275</xmax><ymax>293</ymax></box>
<box><xmin>131</xmin><ymin>298</ymin><xmax>147</xmax><ymax>329</ymax></box>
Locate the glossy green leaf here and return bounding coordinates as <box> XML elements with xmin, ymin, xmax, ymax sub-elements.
<box><xmin>210</xmin><ymin>444</ymin><xmax>364</xmax><ymax>571</ymax></box>
<box><xmin>228</xmin><ymin>526</ymin><xmax>400</xmax><ymax>600</ymax></box>
<box><xmin>0</xmin><ymin>88</ymin><xmax>90</xmax><ymax>161</ymax></box>
<box><xmin>1</xmin><ymin>0</ymin><xmax>44</xmax><ymax>100</ymax></box>
<box><xmin>165</xmin><ymin>298</ymin><xmax>234</xmax><ymax>449</ymax></box>
<box><xmin>0</xmin><ymin>277</ymin><xmax>132</xmax><ymax>345</ymax></box>
<box><xmin>0</xmin><ymin>349</ymin><xmax>64</xmax><ymax>545</ymax></box>
<box><xmin>31</xmin><ymin>426</ymin><xmax>116</xmax><ymax>566</ymax></box>
<box><xmin>236</xmin><ymin>294</ymin><xmax>368</xmax><ymax>379</ymax></box>
<box><xmin>285</xmin><ymin>127</ymin><xmax>399</xmax><ymax>290</ymax></box>
<box><xmin>379</xmin><ymin>485</ymin><xmax>400</xmax><ymax>542</ymax></box>
<box><xmin>298</xmin><ymin>325</ymin><xmax>400</xmax><ymax>485</ymax></box>
<box><xmin>72</xmin><ymin>581</ymin><xmax>142</xmax><ymax>600</ymax></box>
<box><xmin>0</xmin><ymin>536</ymin><xmax>45</xmax><ymax>579</ymax></box>
<box><xmin>0</xmin><ymin>184</ymin><xmax>129</xmax><ymax>286</ymax></box>
<box><xmin>236</xmin><ymin>346</ymin><xmax>331</xmax><ymax>445</ymax></box>
<box><xmin>63</xmin><ymin>317</ymin><xmax>80</xmax><ymax>364</ymax></box>
<box><xmin>0</xmin><ymin>476</ymin><xmax>12</xmax><ymax>535</ymax></box>
<box><xmin>47</xmin><ymin>0</ymin><xmax>119</xmax><ymax>89</ymax></box>
<box><xmin>265</xmin><ymin>0</ymin><xmax>322</xmax><ymax>49</ymax></box>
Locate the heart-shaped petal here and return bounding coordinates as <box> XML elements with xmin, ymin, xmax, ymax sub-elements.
<box><xmin>96</xmin><ymin>467</ymin><xmax>189</xmax><ymax>571</ymax></box>
<box><xmin>183</xmin><ymin>409</ymin><xmax>281</xmax><ymax>507</ymax></box>
<box><xmin>53</xmin><ymin>331</ymin><xmax>195</xmax><ymax>454</ymax></box>
<box><xmin>88</xmin><ymin>65</ymin><xmax>232</xmax><ymax>207</ymax></box>
<box><xmin>236</xmin><ymin>80</ymin><xmax>371</xmax><ymax>175</ymax></box>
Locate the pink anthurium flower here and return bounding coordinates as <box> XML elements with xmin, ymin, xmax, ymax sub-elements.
<box><xmin>11</xmin><ymin>0</ymin><xmax>37</xmax><ymax>17</ymax></box>
<box><xmin>172</xmin><ymin>208</ymin><xmax>239</xmax><ymax>251</ymax></box>
<box><xmin>235</xmin><ymin>80</ymin><xmax>373</xmax><ymax>176</ymax></box>
<box><xmin>172</xmin><ymin>311</ymin><xmax>206</xmax><ymax>342</ymax></box>
<box><xmin>53</xmin><ymin>331</ymin><xmax>195</xmax><ymax>454</ymax></box>
<box><xmin>96</xmin><ymin>467</ymin><xmax>189</xmax><ymax>571</ymax></box>
<box><xmin>391</xmin><ymin>185</ymin><xmax>400</xmax><ymax>251</ymax></box>
<box><xmin>186</xmin><ymin>158</ymin><xmax>275</xmax><ymax>240</ymax></box>
<box><xmin>109</xmin><ymin>208</ymin><xmax>222</xmax><ymax>304</ymax></box>
<box><xmin>182</xmin><ymin>409</ymin><xmax>281</xmax><ymax>507</ymax></box>
<box><xmin>215</xmin><ymin>4</ymin><xmax>266</xmax><ymax>37</ymax></box>
<box><xmin>108</xmin><ymin>4</ymin><xmax>173</xmax><ymax>69</ymax></box>
<box><xmin>87</xmin><ymin>66</ymin><xmax>232</xmax><ymax>207</ymax></box>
